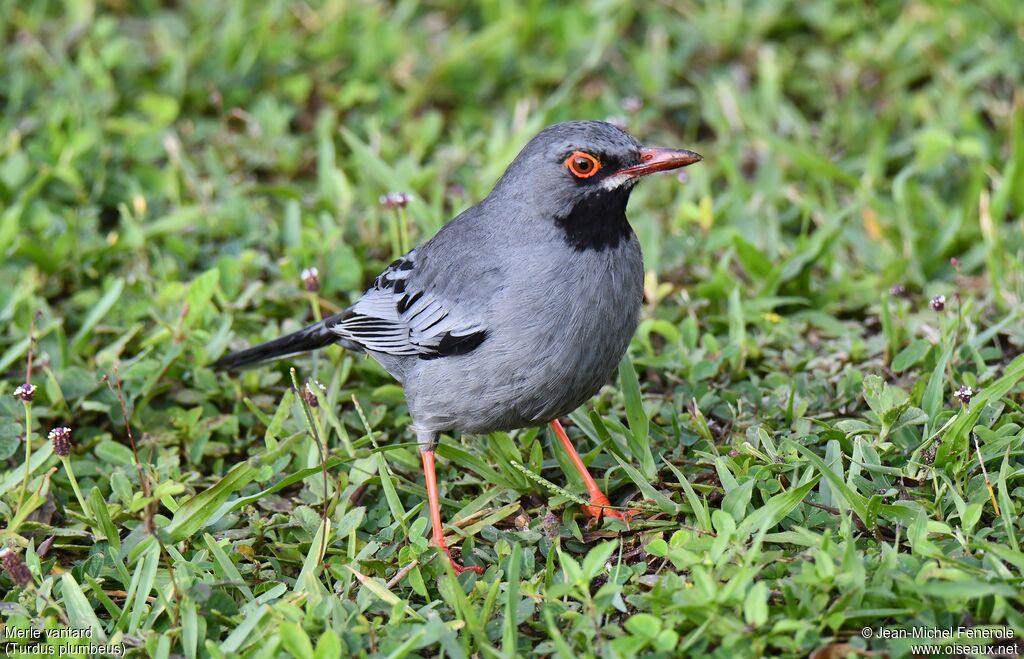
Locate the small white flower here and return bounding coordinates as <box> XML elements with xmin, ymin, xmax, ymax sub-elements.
<box><xmin>13</xmin><ymin>383</ymin><xmax>37</xmax><ymax>402</ymax></box>
<box><xmin>49</xmin><ymin>427</ymin><xmax>73</xmax><ymax>457</ymax></box>
<box><xmin>379</xmin><ymin>192</ymin><xmax>412</xmax><ymax>209</ymax></box>
<box><xmin>301</xmin><ymin>267</ymin><xmax>321</xmax><ymax>292</ymax></box>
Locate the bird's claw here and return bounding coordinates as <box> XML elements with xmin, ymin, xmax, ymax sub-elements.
<box><xmin>582</xmin><ymin>492</ymin><xmax>638</xmax><ymax>524</ymax></box>
<box><xmin>437</xmin><ymin>546</ymin><xmax>484</xmax><ymax>575</ymax></box>
<box><xmin>451</xmin><ymin>561</ymin><xmax>485</xmax><ymax>576</ymax></box>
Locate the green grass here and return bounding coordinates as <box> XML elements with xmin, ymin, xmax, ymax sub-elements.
<box><xmin>2</xmin><ymin>1</ymin><xmax>1023</xmax><ymax>657</ymax></box>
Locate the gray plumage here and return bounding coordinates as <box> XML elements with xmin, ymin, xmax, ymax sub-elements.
<box><xmin>216</xmin><ymin>121</ymin><xmax>700</xmax><ymax>450</ymax></box>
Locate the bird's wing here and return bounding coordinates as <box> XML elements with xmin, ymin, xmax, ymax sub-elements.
<box><xmin>327</xmin><ymin>249</ymin><xmax>487</xmax><ymax>358</ymax></box>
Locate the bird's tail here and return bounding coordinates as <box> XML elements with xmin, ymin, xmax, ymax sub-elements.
<box><xmin>213</xmin><ymin>316</ymin><xmax>343</xmax><ymax>370</ymax></box>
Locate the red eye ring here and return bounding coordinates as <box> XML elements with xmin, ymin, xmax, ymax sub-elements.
<box><xmin>564</xmin><ymin>151</ymin><xmax>601</xmax><ymax>178</ymax></box>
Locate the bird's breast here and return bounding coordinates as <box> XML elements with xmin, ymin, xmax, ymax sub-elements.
<box><xmin>488</xmin><ymin>234</ymin><xmax>644</xmax><ymax>423</ymax></box>
<box><xmin>403</xmin><ymin>233</ymin><xmax>644</xmax><ymax>434</ymax></box>
<box><xmin>548</xmin><ymin>236</ymin><xmax>644</xmax><ymax>360</ymax></box>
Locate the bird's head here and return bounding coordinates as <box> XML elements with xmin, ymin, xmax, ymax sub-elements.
<box><xmin>492</xmin><ymin>120</ymin><xmax>702</xmax><ymax>250</ymax></box>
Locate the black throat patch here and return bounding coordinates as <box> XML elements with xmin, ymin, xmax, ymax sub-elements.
<box><xmin>553</xmin><ymin>188</ymin><xmax>633</xmax><ymax>252</ymax></box>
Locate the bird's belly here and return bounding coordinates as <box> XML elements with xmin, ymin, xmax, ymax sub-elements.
<box><xmin>405</xmin><ymin>242</ymin><xmax>643</xmax><ymax>434</ymax></box>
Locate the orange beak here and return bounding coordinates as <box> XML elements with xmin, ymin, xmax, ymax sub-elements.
<box><xmin>614</xmin><ymin>147</ymin><xmax>703</xmax><ymax>178</ymax></box>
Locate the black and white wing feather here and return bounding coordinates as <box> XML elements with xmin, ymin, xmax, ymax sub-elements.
<box><xmin>328</xmin><ymin>250</ymin><xmax>487</xmax><ymax>359</ymax></box>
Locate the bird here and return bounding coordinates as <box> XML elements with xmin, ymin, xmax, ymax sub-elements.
<box><xmin>215</xmin><ymin>120</ymin><xmax>702</xmax><ymax>574</ymax></box>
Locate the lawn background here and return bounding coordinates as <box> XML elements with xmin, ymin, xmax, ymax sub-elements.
<box><xmin>1</xmin><ymin>1</ymin><xmax>1023</xmax><ymax>657</ymax></box>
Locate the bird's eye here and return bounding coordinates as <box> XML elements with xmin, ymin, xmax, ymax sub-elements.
<box><xmin>564</xmin><ymin>151</ymin><xmax>601</xmax><ymax>179</ymax></box>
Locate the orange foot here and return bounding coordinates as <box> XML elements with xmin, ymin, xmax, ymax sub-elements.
<box><xmin>581</xmin><ymin>491</ymin><xmax>639</xmax><ymax>523</ymax></box>
<box><xmin>438</xmin><ymin>546</ymin><xmax>484</xmax><ymax>575</ymax></box>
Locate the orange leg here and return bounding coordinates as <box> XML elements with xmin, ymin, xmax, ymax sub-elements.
<box><xmin>420</xmin><ymin>448</ymin><xmax>484</xmax><ymax>575</ymax></box>
<box><xmin>550</xmin><ymin>419</ymin><xmax>635</xmax><ymax>522</ymax></box>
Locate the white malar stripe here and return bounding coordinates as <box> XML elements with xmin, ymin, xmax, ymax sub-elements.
<box><xmin>600</xmin><ymin>173</ymin><xmax>634</xmax><ymax>191</ymax></box>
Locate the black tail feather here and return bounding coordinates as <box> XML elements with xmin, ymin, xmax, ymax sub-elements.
<box><xmin>213</xmin><ymin>318</ymin><xmax>341</xmax><ymax>370</ymax></box>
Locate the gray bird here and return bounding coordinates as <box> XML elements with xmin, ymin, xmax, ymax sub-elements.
<box><xmin>216</xmin><ymin>120</ymin><xmax>702</xmax><ymax>574</ymax></box>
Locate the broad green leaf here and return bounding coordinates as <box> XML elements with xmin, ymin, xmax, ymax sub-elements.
<box><xmin>185</xmin><ymin>268</ymin><xmax>220</xmax><ymax>327</ymax></box>
<box><xmin>922</xmin><ymin>343</ymin><xmax>953</xmax><ymax>421</ymax></box>
<box><xmin>294</xmin><ymin>518</ymin><xmax>332</xmax><ymax>595</ymax></box>
<box><xmin>165</xmin><ymin>462</ymin><xmax>259</xmax><ymax>541</ymax></box>
<box><xmin>503</xmin><ymin>544</ymin><xmax>522</xmax><ymax>658</ymax></box>
<box><xmin>788</xmin><ymin>441</ymin><xmax>871</xmax><ymax>527</ymax></box>
<box><xmin>61</xmin><ymin>573</ymin><xmax>108</xmax><ymax>641</ymax></box>
<box><xmin>0</xmin><ymin>442</ymin><xmax>54</xmax><ymax>495</ymax></box>
<box><xmin>743</xmin><ymin>582</ymin><xmax>769</xmax><ymax>627</ymax></box>
<box><xmin>618</xmin><ymin>354</ymin><xmax>656</xmax><ymax>478</ymax></box>
<box><xmin>204</xmin><ymin>534</ymin><xmax>255</xmax><ymax>601</ymax></box>
<box><xmin>891</xmin><ymin>339</ymin><xmax>932</xmax><ymax>372</ymax></box>
<box><xmin>738</xmin><ymin>476</ymin><xmax>820</xmax><ymax>538</ymax></box>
